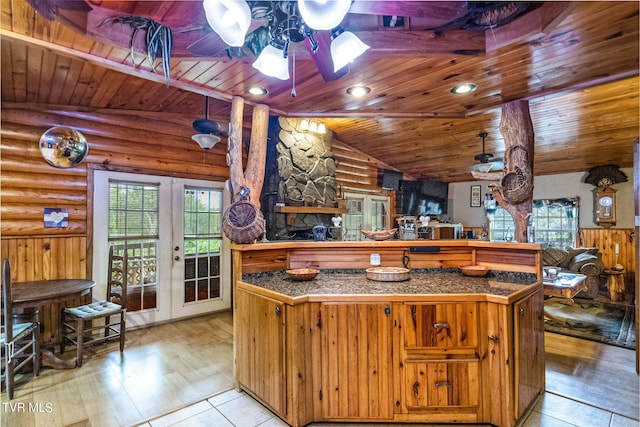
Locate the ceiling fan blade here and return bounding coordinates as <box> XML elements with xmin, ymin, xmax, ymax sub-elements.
<box><xmin>348</xmin><ymin>1</ymin><xmax>469</xmax><ymax>26</ymax></box>
<box><xmin>187</xmin><ymin>31</ymin><xmax>235</xmax><ymax>57</ymax></box>
<box><xmin>187</xmin><ymin>20</ymin><xmax>265</xmax><ymax>57</ymax></box>
<box><xmin>304</xmin><ymin>31</ymin><xmax>349</xmax><ymax>82</ymax></box>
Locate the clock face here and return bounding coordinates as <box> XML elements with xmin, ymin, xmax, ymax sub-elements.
<box><xmin>599</xmin><ymin>196</ymin><xmax>613</xmax><ymax>207</ymax></box>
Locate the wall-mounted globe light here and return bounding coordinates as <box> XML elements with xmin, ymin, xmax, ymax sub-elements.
<box><xmin>39</xmin><ymin>126</ymin><xmax>89</xmax><ymax>168</ymax></box>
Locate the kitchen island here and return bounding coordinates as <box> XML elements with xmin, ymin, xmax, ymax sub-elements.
<box><xmin>231</xmin><ymin>241</ymin><xmax>544</xmax><ymax>427</ymax></box>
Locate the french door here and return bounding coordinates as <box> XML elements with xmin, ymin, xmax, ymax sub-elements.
<box><xmin>93</xmin><ymin>171</ymin><xmax>230</xmax><ymax>328</ymax></box>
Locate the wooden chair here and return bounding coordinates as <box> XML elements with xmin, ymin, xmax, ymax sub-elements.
<box><xmin>1</xmin><ymin>258</ymin><xmax>40</xmax><ymax>399</ymax></box>
<box><xmin>60</xmin><ymin>246</ymin><xmax>127</xmax><ymax>367</ymax></box>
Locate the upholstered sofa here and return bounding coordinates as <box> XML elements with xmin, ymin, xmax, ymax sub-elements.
<box><xmin>542</xmin><ymin>247</ymin><xmax>605</xmax><ymax>297</ymax></box>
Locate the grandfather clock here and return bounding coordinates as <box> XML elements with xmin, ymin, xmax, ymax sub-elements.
<box><xmin>595</xmin><ymin>185</ymin><xmax>617</xmax><ymax>228</ymax></box>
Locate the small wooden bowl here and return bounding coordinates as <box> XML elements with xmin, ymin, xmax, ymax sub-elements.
<box><xmin>460</xmin><ymin>265</ymin><xmax>490</xmax><ymax>277</ymax></box>
<box><xmin>286</xmin><ymin>268</ymin><xmax>319</xmax><ymax>281</ymax></box>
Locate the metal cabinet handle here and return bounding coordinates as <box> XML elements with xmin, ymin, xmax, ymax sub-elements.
<box><xmin>275</xmin><ymin>306</ymin><xmax>281</xmax><ymax>316</ymax></box>
<box><xmin>435</xmin><ymin>381</ymin><xmax>451</xmax><ymax>388</ymax></box>
<box><xmin>384</xmin><ymin>305</ymin><xmax>391</xmax><ymax>315</ymax></box>
<box><xmin>433</xmin><ymin>322</ymin><xmax>450</xmax><ymax>329</ymax></box>
<box><xmin>519</xmin><ymin>308</ymin><xmax>525</xmax><ymax>317</ymax></box>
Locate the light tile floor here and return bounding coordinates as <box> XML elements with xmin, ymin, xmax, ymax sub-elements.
<box><xmin>136</xmin><ymin>388</ymin><xmax>639</xmax><ymax>427</ymax></box>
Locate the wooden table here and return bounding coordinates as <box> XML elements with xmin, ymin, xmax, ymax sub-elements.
<box><xmin>603</xmin><ymin>269</ymin><xmax>626</xmax><ymax>302</ymax></box>
<box><xmin>543</xmin><ymin>272</ymin><xmax>587</xmax><ymax>324</ymax></box>
<box><xmin>12</xmin><ymin>279</ymin><xmax>96</xmax><ymax>369</ymax></box>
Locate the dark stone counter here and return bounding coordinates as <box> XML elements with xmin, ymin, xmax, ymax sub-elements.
<box><xmin>242</xmin><ymin>268</ymin><xmax>538</xmax><ymax>299</ymax></box>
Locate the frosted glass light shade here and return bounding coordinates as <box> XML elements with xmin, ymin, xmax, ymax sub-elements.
<box><xmin>253</xmin><ymin>45</ymin><xmax>290</xmax><ymax>80</ymax></box>
<box><xmin>330</xmin><ymin>30</ymin><xmax>370</xmax><ymax>72</ymax></box>
<box><xmin>298</xmin><ymin>0</ymin><xmax>351</xmax><ymax>30</ymax></box>
<box><xmin>192</xmin><ymin>133</ymin><xmax>221</xmax><ymax>150</ymax></box>
<box><xmin>203</xmin><ymin>0</ymin><xmax>252</xmax><ymax>47</ymax></box>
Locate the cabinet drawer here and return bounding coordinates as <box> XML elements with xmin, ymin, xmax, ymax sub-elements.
<box><xmin>402</xmin><ymin>303</ymin><xmax>478</xmax><ymax>349</ymax></box>
<box><xmin>403</xmin><ymin>360</ymin><xmax>481</xmax><ymax>411</ymax></box>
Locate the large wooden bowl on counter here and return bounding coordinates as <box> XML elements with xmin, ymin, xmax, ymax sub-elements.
<box><xmin>361</xmin><ymin>229</ymin><xmax>397</xmax><ymax>241</ymax></box>
<box><xmin>366</xmin><ymin>266</ymin><xmax>410</xmax><ymax>281</ymax></box>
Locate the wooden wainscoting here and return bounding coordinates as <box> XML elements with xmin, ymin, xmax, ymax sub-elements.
<box><xmin>1</xmin><ymin>236</ymin><xmax>91</xmax><ymax>345</ymax></box>
<box><xmin>580</xmin><ymin>228</ymin><xmax>636</xmax><ymax>301</ymax></box>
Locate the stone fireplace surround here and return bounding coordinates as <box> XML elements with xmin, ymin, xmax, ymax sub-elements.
<box><xmin>261</xmin><ymin>117</ymin><xmax>340</xmax><ymax>241</ymax></box>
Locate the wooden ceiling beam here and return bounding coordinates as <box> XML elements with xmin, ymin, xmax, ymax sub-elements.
<box><xmin>0</xmin><ymin>29</ymin><xmax>291</xmax><ymax>115</ymax></box>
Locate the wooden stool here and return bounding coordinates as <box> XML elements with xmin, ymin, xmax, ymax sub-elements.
<box><xmin>604</xmin><ymin>269</ymin><xmax>625</xmax><ymax>302</ymax></box>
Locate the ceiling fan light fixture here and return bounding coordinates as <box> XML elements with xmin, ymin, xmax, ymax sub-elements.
<box><xmin>253</xmin><ymin>42</ymin><xmax>290</xmax><ymax>80</ymax></box>
<box><xmin>203</xmin><ymin>0</ymin><xmax>252</xmax><ymax>47</ymax></box>
<box><xmin>472</xmin><ymin>163</ymin><xmax>495</xmax><ymax>173</ymax></box>
<box><xmin>297</xmin><ymin>0</ymin><xmax>351</xmax><ymax>30</ymax></box>
<box><xmin>451</xmin><ymin>82</ymin><xmax>477</xmax><ymax>94</ymax></box>
<box><xmin>192</xmin><ymin>133</ymin><xmax>221</xmax><ymax>150</ymax></box>
<box><xmin>330</xmin><ymin>28</ymin><xmax>370</xmax><ymax>72</ymax></box>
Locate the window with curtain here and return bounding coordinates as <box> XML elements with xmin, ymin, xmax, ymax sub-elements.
<box><xmin>491</xmin><ymin>198</ymin><xmax>579</xmax><ymax>248</ymax></box>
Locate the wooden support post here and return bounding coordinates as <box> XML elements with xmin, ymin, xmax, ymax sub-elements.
<box><xmin>227</xmin><ymin>96</ymin><xmax>269</xmax><ymax>209</ymax></box>
<box><xmin>492</xmin><ymin>100</ymin><xmax>535</xmax><ymax>243</ymax></box>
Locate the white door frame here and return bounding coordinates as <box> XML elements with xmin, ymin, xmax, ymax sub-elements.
<box><xmin>93</xmin><ymin>170</ymin><xmax>230</xmax><ymax>328</ymax></box>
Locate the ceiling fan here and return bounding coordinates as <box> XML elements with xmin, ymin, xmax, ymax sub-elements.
<box><xmin>188</xmin><ymin>1</ymin><xmax>540</xmax><ymax>82</ymax></box>
<box><xmin>192</xmin><ymin>96</ymin><xmax>228</xmax><ymax>150</ymax></box>
<box><xmin>473</xmin><ymin>132</ymin><xmax>503</xmax><ymax>173</ymax></box>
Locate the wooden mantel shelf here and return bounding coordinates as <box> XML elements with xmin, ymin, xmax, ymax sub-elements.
<box><xmin>274</xmin><ymin>206</ymin><xmax>348</xmax><ymax>215</ymax></box>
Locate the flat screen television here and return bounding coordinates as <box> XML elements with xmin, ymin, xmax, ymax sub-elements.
<box><xmin>400</xmin><ymin>180</ymin><xmax>448</xmax><ymax>215</ymax></box>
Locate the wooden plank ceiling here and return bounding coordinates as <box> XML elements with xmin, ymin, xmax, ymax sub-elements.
<box><xmin>1</xmin><ymin>0</ymin><xmax>638</xmax><ymax>183</ymax></box>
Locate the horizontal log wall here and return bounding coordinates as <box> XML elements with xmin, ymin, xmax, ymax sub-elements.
<box><xmin>1</xmin><ymin>104</ymin><xmax>234</xmax><ymax>343</ymax></box>
<box><xmin>1</xmin><ymin>105</ymin><xmax>231</xmax><ymax>239</ymax></box>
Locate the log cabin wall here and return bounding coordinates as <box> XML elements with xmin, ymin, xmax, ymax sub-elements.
<box><xmin>1</xmin><ymin>104</ymin><xmax>231</xmax><ymax>343</ymax></box>
<box><xmin>333</xmin><ymin>137</ymin><xmax>397</xmax><ymax>225</ymax></box>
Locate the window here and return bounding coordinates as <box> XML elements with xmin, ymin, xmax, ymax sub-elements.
<box><xmin>342</xmin><ymin>192</ymin><xmax>390</xmax><ymax>241</ymax></box>
<box><xmin>108</xmin><ymin>180</ymin><xmax>160</xmax><ymax>312</ymax></box>
<box><xmin>490</xmin><ymin>198</ymin><xmax>579</xmax><ymax>248</ymax></box>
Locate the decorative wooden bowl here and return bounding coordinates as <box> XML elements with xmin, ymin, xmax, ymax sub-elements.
<box><xmin>366</xmin><ymin>267</ymin><xmax>410</xmax><ymax>282</ymax></box>
<box><xmin>460</xmin><ymin>265</ymin><xmax>490</xmax><ymax>277</ymax></box>
<box><xmin>361</xmin><ymin>229</ymin><xmax>397</xmax><ymax>241</ymax></box>
<box><xmin>286</xmin><ymin>268</ymin><xmax>319</xmax><ymax>281</ymax></box>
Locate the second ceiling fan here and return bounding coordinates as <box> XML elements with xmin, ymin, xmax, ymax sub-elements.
<box><xmin>473</xmin><ymin>132</ymin><xmax>503</xmax><ymax>173</ymax></box>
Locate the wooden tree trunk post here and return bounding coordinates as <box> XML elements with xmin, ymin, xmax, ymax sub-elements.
<box><xmin>491</xmin><ymin>100</ymin><xmax>535</xmax><ymax>243</ymax></box>
<box><xmin>227</xmin><ymin>96</ymin><xmax>269</xmax><ymax>209</ymax></box>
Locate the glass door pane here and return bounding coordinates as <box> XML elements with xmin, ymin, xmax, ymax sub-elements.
<box><xmin>108</xmin><ymin>181</ymin><xmax>159</xmax><ymax>312</ymax></box>
<box><xmin>183</xmin><ymin>187</ymin><xmax>223</xmax><ymax>304</ymax></box>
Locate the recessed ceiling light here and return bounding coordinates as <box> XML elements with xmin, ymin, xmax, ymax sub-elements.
<box><xmin>346</xmin><ymin>86</ymin><xmax>371</xmax><ymax>97</ymax></box>
<box><xmin>245</xmin><ymin>86</ymin><xmax>268</xmax><ymax>96</ymax></box>
<box><xmin>451</xmin><ymin>83</ymin><xmax>477</xmax><ymax>94</ymax></box>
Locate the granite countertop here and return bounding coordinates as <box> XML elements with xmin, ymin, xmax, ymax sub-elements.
<box><xmin>242</xmin><ymin>268</ymin><xmax>538</xmax><ymax>299</ymax></box>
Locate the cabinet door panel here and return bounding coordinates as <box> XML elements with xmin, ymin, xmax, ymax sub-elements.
<box><xmin>236</xmin><ymin>289</ymin><xmax>286</xmax><ymax>415</ymax></box>
<box><xmin>403</xmin><ymin>303</ymin><xmax>478</xmax><ymax>349</ymax></box>
<box><xmin>320</xmin><ymin>303</ymin><xmax>393</xmax><ymax>420</ymax></box>
<box><xmin>515</xmin><ymin>288</ymin><xmax>545</xmax><ymax>418</ymax></box>
<box><xmin>403</xmin><ymin>361</ymin><xmax>480</xmax><ymax>411</ymax></box>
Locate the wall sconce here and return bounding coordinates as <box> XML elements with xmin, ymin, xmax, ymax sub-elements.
<box><xmin>300</xmin><ymin>119</ymin><xmax>326</xmax><ymax>134</ymax></box>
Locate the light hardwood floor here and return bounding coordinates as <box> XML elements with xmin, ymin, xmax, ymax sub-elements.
<box><xmin>1</xmin><ymin>311</ymin><xmax>638</xmax><ymax>427</ymax></box>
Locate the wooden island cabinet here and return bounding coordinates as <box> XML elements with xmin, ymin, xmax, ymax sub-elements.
<box><xmin>232</xmin><ymin>241</ymin><xmax>544</xmax><ymax>427</ymax></box>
